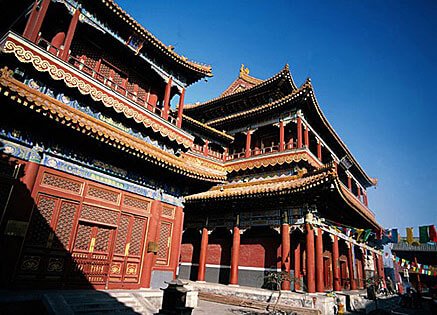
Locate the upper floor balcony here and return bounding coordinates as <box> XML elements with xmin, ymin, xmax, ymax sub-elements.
<box><xmin>1</xmin><ymin>31</ymin><xmax>194</xmax><ymax>148</ymax></box>
<box><xmin>36</xmin><ymin>36</ymin><xmax>178</xmax><ymax>126</ymax></box>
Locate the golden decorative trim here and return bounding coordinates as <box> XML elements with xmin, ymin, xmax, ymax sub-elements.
<box><xmin>186</xmin><ymin>169</ymin><xmax>333</xmax><ymax>201</ymax></box>
<box><xmin>0</xmin><ymin>69</ymin><xmax>226</xmax><ymax>181</ymax></box>
<box><xmin>225</xmin><ymin>151</ymin><xmax>320</xmax><ymax>172</ymax></box>
<box><xmin>2</xmin><ymin>39</ymin><xmax>193</xmax><ymax>148</ymax></box>
<box><xmin>238</xmin><ymin>64</ymin><xmax>263</xmax><ymax>85</ymax></box>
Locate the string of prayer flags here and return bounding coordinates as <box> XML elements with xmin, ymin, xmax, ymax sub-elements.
<box><xmin>392</xmin><ymin>256</ymin><xmax>437</xmax><ymax>276</ymax></box>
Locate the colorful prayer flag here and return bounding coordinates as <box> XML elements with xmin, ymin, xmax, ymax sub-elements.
<box><xmin>419</xmin><ymin>226</ymin><xmax>430</xmax><ymax>243</ymax></box>
<box><xmin>363</xmin><ymin>229</ymin><xmax>372</xmax><ymax>242</ymax></box>
<box><xmin>406</xmin><ymin>227</ymin><xmax>414</xmax><ymax>245</ymax></box>
<box><xmin>429</xmin><ymin>225</ymin><xmax>437</xmax><ymax>243</ymax></box>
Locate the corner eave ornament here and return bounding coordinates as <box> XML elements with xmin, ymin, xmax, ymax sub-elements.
<box><xmin>239</xmin><ymin>64</ymin><xmax>250</xmax><ymax>77</ymax></box>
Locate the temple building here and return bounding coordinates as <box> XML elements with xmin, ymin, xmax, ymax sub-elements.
<box><xmin>179</xmin><ymin>65</ymin><xmax>383</xmax><ymax>293</ymax></box>
<box><xmin>0</xmin><ymin>0</ymin><xmax>384</xmax><ymax>294</ymax></box>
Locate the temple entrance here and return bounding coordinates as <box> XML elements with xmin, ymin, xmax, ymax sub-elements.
<box><xmin>71</xmin><ymin>222</ymin><xmax>115</xmax><ymax>287</ymax></box>
<box><xmin>108</xmin><ymin>214</ymin><xmax>148</xmax><ymax>288</ymax></box>
<box><xmin>323</xmin><ymin>253</ymin><xmax>332</xmax><ymax>290</ymax></box>
<box><xmin>339</xmin><ymin>256</ymin><xmax>350</xmax><ymax>290</ymax></box>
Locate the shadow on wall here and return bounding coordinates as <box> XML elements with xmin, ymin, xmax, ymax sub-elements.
<box><xmin>0</xmin><ymin>153</ymin><xmax>139</xmax><ymax>314</ymax></box>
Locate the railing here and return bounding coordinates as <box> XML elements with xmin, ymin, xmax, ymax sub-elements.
<box><xmin>192</xmin><ymin>144</ymin><xmax>225</xmax><ymax>161</ymax></box>
<box><xmin>227</xmin><ymin>140</ymin><xmax>298</xmax><ymax>161</ymax></box>
<box><xmin>36</xmin><ymin>38</ymin><xmax>178</xmax><ymax>126</ymax></box>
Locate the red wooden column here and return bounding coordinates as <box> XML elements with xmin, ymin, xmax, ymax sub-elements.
<box><xmin>197</xmin><ymin>227</ymin><xmax>209</xmax><ymax>282</ymax></box>
<box><xmin>363</xmin><ymin>191</ymin><xmax>369</xmax><ymax>207</ymax></box>
<box><xmin>223</xmin><ymin>148</ymin><xmax>228</xmax><ymax>162</ymax></box>
<box><xmin>347</xmin><ymin>176</ymin><xmax>352</xmax><ymax>191</ymax></box>
<box><xmin>229</xmin><ymin>222</ymin><xmax>241</xmax><ymax>285</ymax></box>
<box><xmin>348</xmin><ymin>243</ymin><xmax>357</xmax><ymax>290</ymax></box>
<box><xmin>162</xmin><ymin>77</ymin><xmax>172</xmax><ymax>120</ymax></box>
<box><xmin>297</xmin><ymin>116</ymin><xmax>303</xmax><ymax>148</ymax></box>
<box><xmin>60</xmin><ymin>7</ymin><xmax>80</xmax><ymax>61</ymax></box>
<box><xmin>315</xmin><ymin>228</ymin><xmax>324</xmax><ymax>292</ymax></box>
<box><xmin>281</xmin><ymin>215</ymin><xmax>291</xmax><ymax>290</ymax></box>
<box><xmin>357</xmin><ymin>184</ymin><xmax>362</xmax><ymax>201</ymax></box>
<box><xmin>170</xmin><ymin>207</ymin><xmax>184</xmax><ymax>279</ymax></box>
<box><xmin>203</xmin><ymin>140</ymin><xmax>209</xmax><ymax>157</ymax></box>
<box><xmin>360</xmin><ymin>249</ymin><xmax>366</xmax><ymax>289</ymax></box>
<box><xmin>244</xmin><ymin>130</ymin><xmax>253</xmax><ymax>158</ymax></box>
<box><xmin>279</xmin><ymin>121</ymin><xmax>285</xmax><ymax>152</ymax></box>
<box><xmin>375</xmin><ymin>253</ymin><xmax>386</xmax><ymax>288</ymax></box>
<box><xmin>23</xmin><ymin>0</ymin><xmax>51</xmax><ymax>42</ymax></box>
<box><xmin>294</xmin><ymin>241</ymin><xmax>301</xmax><ymax>291</ymax></box>
<box><xmin>21</xmin><ymin>161</ymin><xmax>41</xmax><ymax>192</ymax></box>
<box><xmin>306</xmin><ymin>221</ymin><xmax>316</xmax><ymax>293</ymax></box>
<box><xmin>140</xmin><ymin>199</ymin><xmax>162</xmax><ymax>288</ymax></box>
<box><xmin>317</xmin><ymin>141</ymin><xmax>322</xmax><ymax>162</ymax></box>
<box><xmin>304</xmin><ymin>125</ymin><xmax>309</xmax><ymax>148</ymax></box>
<box><xmin>332</xmin><ymin>235</ymin><xmax>341</xmax><ymax>291</ymax></box>
<box><xmin>176</xmin><ymin>88</ymin><xmax>185</xmax><ymax>128</ymax></box>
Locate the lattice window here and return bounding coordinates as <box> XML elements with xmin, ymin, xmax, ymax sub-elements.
<box><xmin>53</xmin><ymin>201</ymin><xmax>78</xmax><ymax>249</ymax></box>
<box><xmin>26</xmin><ymin>195</ymin><xmax>57</xmax><ymax>247</ymax></box>
<box><xmin>162</xmin><ymin>207</ymin><xmax>175</xmax><ymax>219</ymax></box>
<box><xmin>123</xmin><ymin>195</ymin><xmax>150</xmax><ymax>212</ymax></box>
<box><xmin>115</xmin><ymin>215</ymin><xmax>129</xmax><ymax>255</ymax></box>
<box><xmin>156</xmin><ymin>222</ymin><xmax>172</xmax><ymax>264</ymax></box>
<box><xmin>129</xmin><ymin>217</ymin><xmax>146</xmax><ymax>256</ymax></box>
<box><xmin>80</xmin><ymin>204</ymin><xmax>118</xmax><ymax>226</ymax></box>
<box><xmin>86</xmin><ymin>185</ymin><xmax>120</xmax><ymax>204</ymax></box>
<box><xmin>94</xmin><ymin>227</ymin><xmax>111</xmax><ymax>252</ymax></box>
<box><xmin>41</xmin><ymin>173</ymin><xmax>83</xmax><ymax>195</ymax></box>
<box><xmin>74</xmin><ymin>224</ymin><xmax>92</xmax><ymax>251</ymax></box>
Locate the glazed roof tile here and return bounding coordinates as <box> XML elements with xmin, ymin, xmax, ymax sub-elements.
<box><xmin>100</xmin><ymin>0</ymin><xmax>212</xmax><ymax>77</ymax></box>
<box><xmin>185</xmin><ymin>167</ymin><xmax>334</xmax><ymax>201</ymax></box>
<box><xmin>206</xmin><ymin>83</ymin><xmax>310</xmax><ymax>127</ymax></box>
<box><xmin>304</xmin><ymin>79</ymin><xmax>378</xmax><ymax>187</ymax></box>
<box><xmin>184</xmin><ymin>64</ymin><xmax>296</xmax><ymax>111</ymax></box>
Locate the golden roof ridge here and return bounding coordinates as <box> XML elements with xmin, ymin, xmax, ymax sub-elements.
<box><xmin>184</xmin><ymin>64</ymin><xmax>296</xmax><ymax>110</ymax></box>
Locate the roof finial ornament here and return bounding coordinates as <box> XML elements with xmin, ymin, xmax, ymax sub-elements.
<box><xmin>240</xmin><ymin>64</ymin><xmax>250</xmax><ymax>77</ymax></box>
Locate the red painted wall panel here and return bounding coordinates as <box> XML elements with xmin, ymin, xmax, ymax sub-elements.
<box><xmin>180</xmin><ymin>244</ymin><xmax>193</xmax><ymax>263</ymax></box>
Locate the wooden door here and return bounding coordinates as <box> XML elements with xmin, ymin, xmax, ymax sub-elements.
<box><xmin>323</xmin><ymin>256</ymin><xmax>332</xmax><ymax>290</ymax></box>
<box><xmin>109</xmin><ymin>213</ymin><xmax>147</xmax><ymax>287</ymax></box>
<box><xmin>340</xmin><ymin>260</ymin><xmax>349</xmax><ymax>289</ymax></box>
<box><xmin>71</xmin><ymin>222</ymin><xmax>114</xmax><ymax>287</ymax></box>
<box><xmin>17</xmin><ymin>193</ymin><xmax>80</xmax><ymax>285</ymax></box>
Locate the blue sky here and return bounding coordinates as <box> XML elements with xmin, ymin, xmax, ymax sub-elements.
<box><xmin>118</xmin><ymin>0</ymin><xmax>437</xmax><ymax>235</ymax></box>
